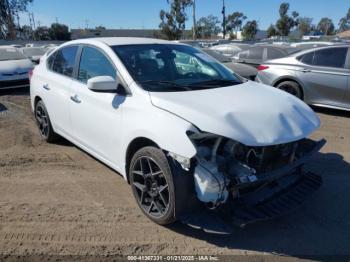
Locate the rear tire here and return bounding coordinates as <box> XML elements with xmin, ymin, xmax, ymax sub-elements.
<box><xmin>129</xmin><ymin>146</ymin><xmax>194</xmax><ymax>225</ymax></box>
<box><xmin>276</xmin><ymin>81</ymin><xmax>303</xmax><ymax>99</ymax></box>
<box><xmin>34</xmin><ymin>100</ymin><xmax>59</xmax><ymax>143</ymax></box>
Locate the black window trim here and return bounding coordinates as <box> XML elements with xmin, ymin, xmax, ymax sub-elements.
<box><xmin>46</xmin><ymin>44</ymin><xmax>80</xmax><ymax>79</ymax></box>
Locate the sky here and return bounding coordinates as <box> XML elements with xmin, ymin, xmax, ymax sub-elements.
<box><xmin>19</xmin><ymin>0</ymin><xmax>349</xmax><ymax>31</ymax></box>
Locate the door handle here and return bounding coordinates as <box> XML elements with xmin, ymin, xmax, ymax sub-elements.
<box><xmin>43</xmin><ymin>84</ymin><xmax>50</xmax><ymax>90</ymax></box>
<box><xmin>301</xmin><ymin>69</ymin><xmax>311</xmax><ymax>73</ymax></box>
<box><xmin>70</xmin><ymin>95</ymin><xmax>81</xmax><ymax>104</ymax></box>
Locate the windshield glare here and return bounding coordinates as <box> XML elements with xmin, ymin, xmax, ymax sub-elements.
<box><xmin>112</xmin><ymin>44</ymin><xmax>241</xmax><ymax>92</ymax></box>
<box><xmin>0</xmin><ymin>48</ymin><xmax>26</xmax><ymax>61</ymax></box>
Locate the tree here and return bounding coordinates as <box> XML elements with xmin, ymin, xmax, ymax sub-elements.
<box><xmin>242</xmin><ymin>20</ymin><xmax>258</xmax><ymax>40</ymax></box>
<box><xmin>20</xmin><ymin>24</ymin><xmax>33</xmax><ymax>39</ymax></box>
<box><xmin>0</xmin><ymin>0</ymin><xmax>33</xmax><ymax>39</ymax></box>
<box><xmin>339</xmin><ymin>8</ymin><xmax>350</xmax><ymax>32</ymax></box>
<box><xmin>267</xmin><ymin>24</ymin><xmax>277</xmax><ymax>38</ymax></box>
<box><xmin>317</xmin><ymin>17</ymin><xmax>335</xmax><ymax>35</ymax></box>
<box><xmin>159</xmin><ymin>0</ymin><xmax>192</xmax><ymax>40</ymax></box>
<box><xmin>226</xmin><ymin>12</ymin><xmax>246</xmax><ymax>35</ymax></box>
<box><xmin>297</xmin><ymin>17</ymin><xmax>313</xmax><ymax>36</ymax></box>
<box><xmin>196</xmin><ymin>15</ymin><xmax>220</xmax><ymax>39</ymax></box>
<box><xmin>49</xmin><ymin>23</ymin><xmax>70</xmax><ymax>40</ymax></box>
<box><xmin>95</xmin><ymin>25</ymin><xmax>106</xmax><ymax>30</ymax></box>
<box><xmin>275</xmin><ymin>2</ymin><xmax>299</xmax><ymax>36</ymax></box>
<box><xmin>34</xmin><ymin>26</ymin><xmax>50</xmax><ymax>40</ymax></box>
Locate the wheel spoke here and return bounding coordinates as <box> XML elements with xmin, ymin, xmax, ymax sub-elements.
<box><xmin>147</xmin><ymin>158</ymin><xmax>153</xmax><ymax>174</ymax></box>
<box><xmin>152</xmin><ymin>170</ymin><xmax>163</xmax><ymax>177</ymax></box>
<box><xmin>159</xmin><ymin>184</ymin><xmax>168</xmax><ymax>193</ymax></box>
<box><xmin>132</xmin><ymin>170</ymin><xmax>144</xmax><ymax>177</ymax></box>
<box><xmin>133</xmin><ymin>181</ymin><xmax>146</xmax><ymax>192</ymax></box>
<box><xmin>158</xmin><ymin>191</ymin><xmax>167</xmax><ymax>207</ymax></box>
<box><xmin>148</xmin><ymin>201</ymin><xmax>154</xmax><ymax>214</ymax></box>
<box><xmin>153</xmin><ymin>200</ymin><xmax>164</xmax><ymax>214</ymax></box>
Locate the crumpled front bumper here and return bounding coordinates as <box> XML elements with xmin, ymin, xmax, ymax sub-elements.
<box><xmin>180</xmin><ymin>139</ymin><xmax>325</xmax><ymax>233</ymax></box>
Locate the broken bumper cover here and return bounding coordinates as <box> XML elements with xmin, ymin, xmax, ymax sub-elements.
<box><xmin>180</xmin><ymin>139</ymin><xmax>325</xmax><ymax>233</ymax></box>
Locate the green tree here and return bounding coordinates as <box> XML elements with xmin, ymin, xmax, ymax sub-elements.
<box><xmin>275</xmin><ymin>2</ymin><xmax>299</xmax><ymax>36</ymax></box>
<box><xmin>49</xmin><ymin>23</ymin><xmax>70</xmax><ymax>40</ymax></box>
<box><xmin>242</xmin><ymin>20</ymin><xmax>258</xmax><ymax>40</ymax></box>
<box><xmin>159</xmin><ymin>0</ymin><xmax>192</xmax><ymax>40</ymax></box>
<box><xmin>196</xmin><ymin>15</ymin><xmax>220</xmax><ymax>39</ymax></box>
<box><xmin>34</xmin><ymin>26</ymin><xmax>50</xmax><ymax>40</ymax></box>
<box><xmin>338</xmin><ymin>8</ymin><xmax>350</xmax><ymax>32</ymax></box>
<box><xmin>0</xmin><ymin>0</ymin><xmax>33</xmax><ymax>39</ymax></box>
<box><xmin>226</xmin><ymin>12</ymin><xmax>246</xmax><ymax>35</ymax></box>
<box><xmin>95</xmin><ymin>25</ymin><xmax>106</xmax><ymax>30</ymax></box>
<box><xmin>317</xmin><ymin>17</ymin><xmax>335</xmax><ymax>35</ymax></box>
<box><xmin>20</xmin><ymin>24</ymin><xmax>33</xmax><ymax>39</ymax></box>
<box><xmin>297</xmin><ymin>17</ymin><xmax>313</xmax><ymax>36</ymax></box>
<box><xmin>267</xmin><ymin>24</ymin><xmax>277</xmax><ymax>38</ymax></box>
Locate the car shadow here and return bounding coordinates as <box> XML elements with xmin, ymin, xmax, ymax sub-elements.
<box><xmin>167</xmin><ymin>151</ymin><xmax>350</xmax><ymax>257</ymax></box>
<box><xmin>0</xmin><ymin>87</ymin><xmax>29</xmax><ymax>97</ymax></box>
<box><xmin>312</xmin><ymin>106</ymin><xmax>350</xmax><ymax>118</ymax></box>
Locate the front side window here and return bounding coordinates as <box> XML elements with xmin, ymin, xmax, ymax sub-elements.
<box><xmin>313</xmin><ymin>48</ymin><xmax>347</xmax><ymax>68</ymax></box>
<box><xmin>113</xmin><ymin>44</ymin><xmax>241</xmax><ymax>92</ymax></box>
<box><xmin>78</xmin><ymin>47</ymin><xmax>116</xmax><ymax>83</ymax></box>
<box><xmin>52</xmin><ymin>46</ymin><xmax>78</xmax><ymax>77</ymax></box>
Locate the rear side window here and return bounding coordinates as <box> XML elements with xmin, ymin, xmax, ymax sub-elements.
<box><xmin>52</xmin><ymin>46</ymin><xmax>78</xmax><ymax>77</ymax></box>
<box><xmin>78</xmin><ymin>46</ymin><xmax>116</xmax><ymax>83</ymax></box>
<box><xmin>298</xmin><ymin>51</ymin><xmax>314</xmax><ymax>65</ymax></box>
<box><xmin>313</xmin><ymin>48</ymin><xmax>347</xmax><ymax>68</ymax></box>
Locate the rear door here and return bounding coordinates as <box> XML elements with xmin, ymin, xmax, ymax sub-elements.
<box><xmin>296</xmin><ymin>47</ymin><xmax>350</xmax><ymax>108</ymax></box>
<box><xmin>42</xmin><ymin>45</ymin><xmax>78</xmax><ymax>135</ymax></box>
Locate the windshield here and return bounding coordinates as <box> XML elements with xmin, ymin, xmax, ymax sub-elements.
<box><xmin>112</xmin><ymin>44</ymin><xmax>241</xmax><ymax>92</ymax></box>
<box><xmin>0</xmin><ymin>48</ymin><xmax>26</xmax><ymax>61</ymax></box>
<box><xmin>22</xmin><ymin>47</ymin><xmax>46</xmax><ymax>57</ymax></box>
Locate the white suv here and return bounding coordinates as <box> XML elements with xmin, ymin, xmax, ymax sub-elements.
<box><xmin>30</xmin><ymin>37</ymin><xmax>324</xmax><ymax>228</ymax></box>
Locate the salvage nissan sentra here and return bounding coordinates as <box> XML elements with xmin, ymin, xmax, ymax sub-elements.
<box><xmin>30</xmin><ymin>37</ymin><xmax>325</xmax><ymax>228</ymax></box>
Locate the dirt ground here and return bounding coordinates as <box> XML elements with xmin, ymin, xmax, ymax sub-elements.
<box><xmin>0</xmin><ymin>88</ymin><xmax>350</xmax><ymax>260</ymax></box>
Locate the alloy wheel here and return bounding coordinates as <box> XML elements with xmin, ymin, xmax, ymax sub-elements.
<box><xmin>35</xmin><ymin>104</ymin><xmax>49</xmax><ymax>138</ymax></box>
<box><xmin>131</xmin><ymin>156</ymin><xmax>170</xmax><ymax>218</ymax></box>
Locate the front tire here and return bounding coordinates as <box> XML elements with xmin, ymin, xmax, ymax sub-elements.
<box><xmin>35</xmin><ymin>100</ymin><xmax>59</xmax><ymax>143</ymax></box>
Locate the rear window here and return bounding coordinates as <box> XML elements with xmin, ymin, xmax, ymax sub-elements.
<box><xmin>0</xmin><ymin>48</ymin><xmax>26</xmax><ymax>61</ymax></box>
<box><xmin>247</xmin><ymin>47</ymin><xmax>264</xmax><ymax>60</ymax></box>
<box><xmin>267</xmin><ymin>48</ymin><xmax>286</xmax><ymax>59</ymax></box>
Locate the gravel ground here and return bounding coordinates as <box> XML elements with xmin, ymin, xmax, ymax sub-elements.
<box><xmin>0</xmin><ymin>88</ymin><xmax>350</xmax><ymax>261</ymax></box>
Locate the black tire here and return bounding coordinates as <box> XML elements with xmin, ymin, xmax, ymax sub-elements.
<box><xmin>276</xmin><ymin>81</ymin><xmax>303</xmax><ymax>99</ymax></box>
<box><xmin>129</xmin><ymin>146</ymin><xmax>193</xmax><ymax>225</ymax></box>
<box><xmin>34</xmin><ymin>100</ymin><xmax>59</xmax><ymax>143</ymax></box>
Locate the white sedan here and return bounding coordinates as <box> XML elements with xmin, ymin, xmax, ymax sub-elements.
<box><xmin>30</xmin><ymin>38</ymin><xmax>325</xmax><ymax>228</ymax></box>
<box><xmin>0</xmin><ymin>46</ymin><xmax>33</xmax><ymax>89</ymax></box>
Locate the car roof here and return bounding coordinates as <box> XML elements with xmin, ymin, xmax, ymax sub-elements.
<box><xmin>69</xmin><ymin>37</ymin><xmax>179</xmax><ymax>47</ymax></box>
<box><xmin>289</xmin><ymin>44</ymin><xmax>350</xmax><ymax>57</ymax></box>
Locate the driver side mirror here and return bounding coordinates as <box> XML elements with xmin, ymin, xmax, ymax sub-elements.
<box><xmin>87</xmin><ymin>76</ymin><xmax>118</xmax><ymax>92</ymax></box>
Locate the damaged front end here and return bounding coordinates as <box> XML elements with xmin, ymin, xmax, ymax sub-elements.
<box><xmin>178</xmin><ymin>131</ymin><xmax>325</xmax><ymax>230</ymax></box>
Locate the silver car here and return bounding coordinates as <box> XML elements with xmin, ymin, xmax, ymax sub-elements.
<box><xmin>256</xmin><ymin>45</ymin><xmax>350</xmax><ymax>111</ymax></box>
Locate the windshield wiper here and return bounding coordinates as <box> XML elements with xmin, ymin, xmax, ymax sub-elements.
<box><xmin>189</xmin><ymin>79</ymin><xmax>240</xmax><ymax>86</ymax></box>
<box><xmin>140</xmin><ymin>80</ymin><xmax>191</xmax><ymax>91</ymax></box>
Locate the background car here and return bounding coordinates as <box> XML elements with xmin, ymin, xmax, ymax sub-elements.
<box><xmin>202</xmin><ymin>48</ymin><xmax>257</xmax><ymax>80</ymax></box>
<box><xmin>210</xmin><ymin>43</ymin><xmax>251</xmax><ymax>58</ymax></box>
<box><xmin>20</xmin><ymin>47</ymin><xmax>47</xmax><ymax>64</ymax></box>
<box><xmin>0</xmin><ymin>46</ymin><xmax>34</xmax><ymax>89</ymax></box>
<box><xmin>256</xmin><ymin>45</ymin><xmax>350</xmax><ymax>111</ymax></box>
<box><xmin>232</xmin><ymin>45</ymin><xmax>299</xmax><ymax>68</ymax></box>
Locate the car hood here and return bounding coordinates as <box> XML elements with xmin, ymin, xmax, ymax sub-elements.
<box><xmin>149</xmin><ymin>81</ymin><xmax>320</xmax><ymax>146</ymax></box>
<box><xmin>0</xmin><ymin>59</ymin><xmax>33</xmax><ymax>74</ymax></box>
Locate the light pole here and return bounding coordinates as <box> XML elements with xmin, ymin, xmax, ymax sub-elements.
<box><xmin>222</xmin><ymin>0</ymin><xmax>226</xmax><ymax>39</ymax></box>
<box><xmin>192</xmin><ymin>0</ymin><xmax>196</xmax><ymax>40</ymax></box>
